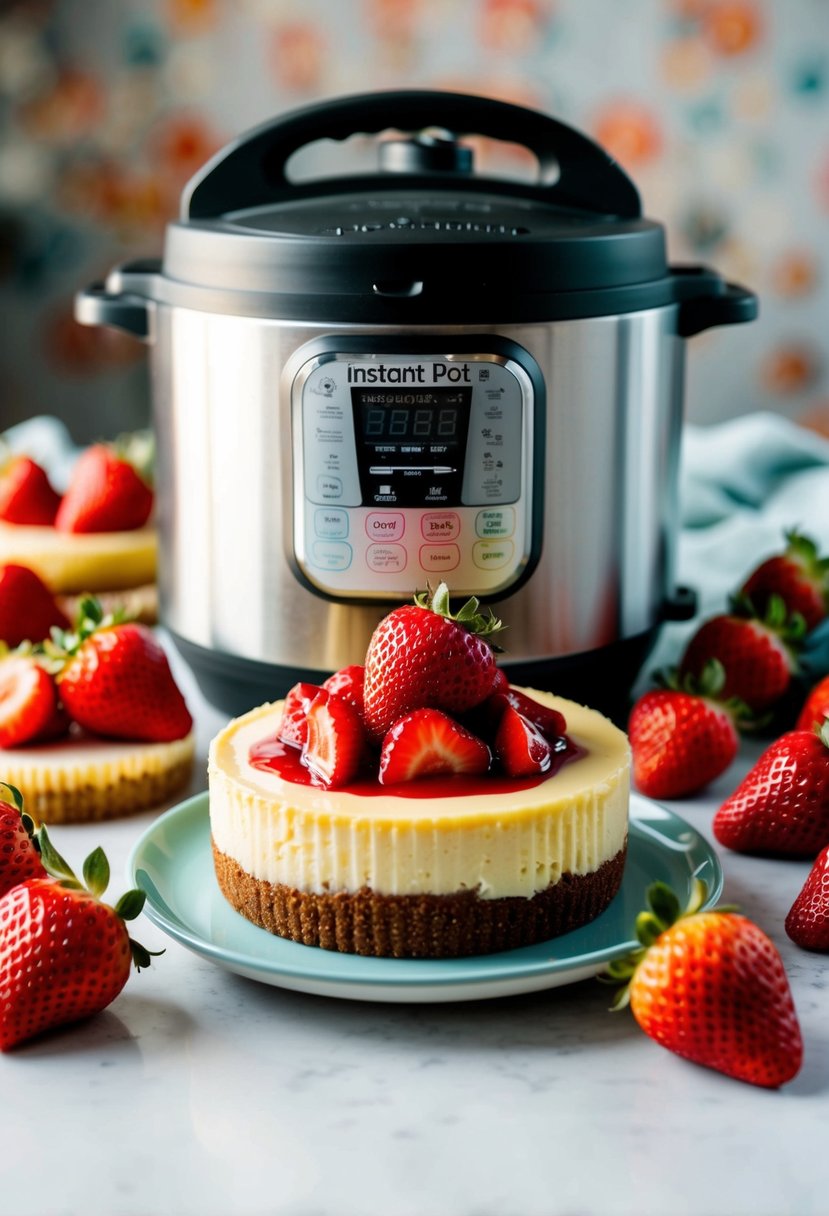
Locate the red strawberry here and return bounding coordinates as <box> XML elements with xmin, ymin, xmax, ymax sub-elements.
<box><xmin>0</xmin><ymin>455</ymin><xmax>61</xmax><ymax>526</ymax></box>
<box><xmin>363</xmin><ymin>583</ymin><xmax>502</xmax><ymax>743</ymax></box>
<box><xmin>628</xmin><ymin>661</ymin><xmax>741</xmax><ymax>799</ymax></box>
<box><xmin>490</xmin><ymin>667</ymin><xmax>510</xmax><ymax>695</ymax></box>
<box><xmin>796</xmin><ymin>674</ymin><xmax>829</xmax><ymax>732</ymax></box>
<box><xmin>0</xmin><ymin>563</ymin><xmax>69</xmax><ymax>646</ymax></box>
<box><xmin>741</xmin><ymin>531</ymin><xmax>829</xmax><ymax>632</ymax></box>
<box><xmin>53</xmin><ymin>598</ymin><xmax>192</xmax><ymax>743</ymax></box>
<box><xmin>322</xmin><ymin>665</ymin><xmax>365</xmax><ymax>718</ymax></box>
<box><xmin>679</xmin><ymin>599</ymin><xmax>801</xmax><ymax>712</ymax></box>
<box><xmin>605</xmin><ymin>880</ymin><xmax>802</xmax><ymax>1089</ymax></box>
<box><xmin>0</xmin><ymin>654</ymin><xmax>61</xmax><ymax>748</ymax></box>
<box><xmin>0</xmin><ymin>824</ymin><xmax>159</xmax><ymax>1051</ymax></box>
<box><xmin>713</xmin><ymin>721</ymin><xmax>829</xmax><ymax>858</ymax></box>
<box><xmin>785</xmin><ymin>843</ymin><xmax>829</xmax><ymax>952</ymax></box>
<box><xmin>302</xmin><ymin>690</ymin><xmax>365</xmax><ymax>788</ymax></box>
<box><xmin>494</xmin><ymin>705</ymin><xmax>554</xmax><ymax>776</ymax></box>
<box><xmin>55</xmin><ymin>443</ymin><xmax>153</xmax><ymax>534</ymax></box>
<box><xmin>278</xmin><ymin>682</ymin><xmax>323</xmax><ymax>749</ymax></box>
<box><xmin>379</xmin><ymin>708</ymin><xmax>490</xmax><ymax>784</ymax></box>
<box><xmin>0</xmin><ymin>786</ymin><xmax>45</xmax><ymax>897</ymax></box>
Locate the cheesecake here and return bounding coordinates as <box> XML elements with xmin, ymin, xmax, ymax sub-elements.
<box><xmin>0</xmin><ymin>521</ymin><xmax>158</xmax><ymax>622</ymax></box>
<box><xmin>208</xmin><ymin>690</ymin><xmax>630</xmax><ymax>958</ymax></box>
<box><xmin>0</xmin><ymin>727</ymin><xmax>195</xmax><ymax>823</ymax></box>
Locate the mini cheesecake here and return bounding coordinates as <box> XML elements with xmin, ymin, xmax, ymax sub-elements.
<box><xmin>0</xmin><ymin>728</ymin><xmax>195</xmax><ymax>823</ymax></box>
<box><xmin>0</xmin><ymin>521</ymin><xmax>157</xmax><ymax>622</ymax></box>
<box><xmin>208</xmin><ymin>690</ymin><xmax>630</xmax><ymax>959</ymax></box>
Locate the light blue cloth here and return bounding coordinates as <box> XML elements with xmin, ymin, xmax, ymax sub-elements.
<box><xmin>646</xmin><ymin>410</ymin><xmax>829</xmax><ymax>685</ymax></box>
<box><xmin>3</xmin><ymin>415</ymin><xmax>81</xmax><ymax>492</ymax></box>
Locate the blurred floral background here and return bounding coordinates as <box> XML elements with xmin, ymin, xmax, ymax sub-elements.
<box><xmin>0</xmin><ymin>0</ymin><xmax>827</xmax><ymax>443</ymax></box>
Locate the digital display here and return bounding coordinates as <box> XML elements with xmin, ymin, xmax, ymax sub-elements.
<box><xmin>352</xmin><ymin>389</ymin><xmax>470</xmax><ymax>444</ymax></box>
<box><xmin>350</xmin><ymin>387</ymin><xmax>472</xmax><ymax>507</ymax></box>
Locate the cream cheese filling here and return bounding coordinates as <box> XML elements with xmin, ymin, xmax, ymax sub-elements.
<box><xmin>0</xmin><ymin>521</ymin><xmax>157</xmax><ymax>593</ymax></box>
<box><xmin>208</xmin><ymin>692</ymin><xmax>630</xmax><ymax>900</ymax></box>
<box><xmin>0</xmin><ymin>729</ymin><xmax>196</xmax><ymax>786</ymax></box>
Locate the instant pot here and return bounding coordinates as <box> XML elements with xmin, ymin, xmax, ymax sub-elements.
<box><xmin>77</xmin><ymin>91</ymin><xmax>757</xmax><ymax>718</ymax></box>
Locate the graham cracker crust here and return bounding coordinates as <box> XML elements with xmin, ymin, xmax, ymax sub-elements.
<box><xmin>212</xmin><ymin>842</ymin><xmax>627</xmax><ymax>958</ymax></box>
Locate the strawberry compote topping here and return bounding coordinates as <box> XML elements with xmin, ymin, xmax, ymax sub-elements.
<box><xmin>248</xmin><ymin>731</ymin><xmax>580</xmax><ymax>799</ymax></box>
<box><xmin>249</xmin><ymin>586</ymin><xmax>584</xmax><ymax>795</ymax></box>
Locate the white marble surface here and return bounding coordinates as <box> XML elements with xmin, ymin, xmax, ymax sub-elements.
<box><xmin>1</xmin><ymin>650</ymin><xmax>828</xmax><ymax>1216</ymax></box>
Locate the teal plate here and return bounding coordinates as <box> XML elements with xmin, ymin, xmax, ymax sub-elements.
<box><xmin>128</xmin><ymin>792</ymin><xmax>722</xmax><ymax>1004</ymax></box>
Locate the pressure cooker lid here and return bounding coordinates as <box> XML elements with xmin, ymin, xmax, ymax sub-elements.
<box><xmin>130</xmin><ymin>90</ymin><xmax>756</xmax><ymax>327</ymax></box>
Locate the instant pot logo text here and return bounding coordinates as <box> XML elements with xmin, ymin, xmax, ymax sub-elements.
<box><xmin>347</xmin><ymin>363</ymin><xmax>471</xmax><ymax>384</ymax></box>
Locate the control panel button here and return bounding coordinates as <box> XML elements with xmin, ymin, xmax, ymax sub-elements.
<box><xmin>311</xmin><ymin>541</ymin><xmax>352</xmax><ymax>571</ymax></box>
<box><xmin>366</xmin><ymin>544</ymin><xmax>407</xmax><ymax>573</ymax></box>
<box><xmin>316</xmin><ymin>475</ymin><xmax>343</xmax><ymax>500</ymax></box>
<box><xmin>315</xmin><ymin>509</ymin><xmax>349</xmax><ymax>539</ymax></box>
<box><xmin>472</xmin><ymin>539</ymin><xmax>514</xmax><ymax>570</ymax></box>
<box><xmin>421</xmin><ymin>511</ymin><xmax>460</xmax><ymax>542</ymax></box>
<box><xmin>475</xmin><ymin>508</ymin><xmax>514</xmax><ymax>539</ymax></box>
<box><xmin>365</xmin><ymin>512</ymin><xmax>405</xmax><ymax>541</ymax></box>
<box><xmin>420</xmin><ymin>543</ymin><xmax>460</xmax><ymax>573</ymax></box>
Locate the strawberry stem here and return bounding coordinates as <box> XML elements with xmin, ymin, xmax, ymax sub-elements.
<box><xmin>414</xmin><ymin>581</ymin><xmax>505</xmax><ymax>645</ymax></box>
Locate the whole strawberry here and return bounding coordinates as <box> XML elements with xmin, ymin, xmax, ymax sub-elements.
<box><xmin>679</xmin><ymin>596</ymin><xmax>802</xmax><ymax>712</ymax></box>
<box><xmin>796</xmin><ymin>673</ymin><xmax>829</xmax><ymax>732</ymax></box>
<box><xmin>50</xmin><ymin>598</ymin><xmax>192</xmax><ymax>743</ymax></box>
<box><xmin>0</xmin><ymin>824</ymin><xmax>159</xmax><ymax>1051</ymax></box>
<box><xmin>363</xmin><ymin>583</ymin><xmax>502</xmax><ymax>744</ymax></box>
<box><xmin>0</xmin><ymin>563</ymin><xmax>69</xmax><ymax>646</ymax></box>
<box><xmin>604</xmin><ymin>880</ymin><xmax>802</xmax><ymax>1089</ymax></box>
<box><xmin>741</xmin><ymin>531</ymin><xmax>829</xmax><ymax>632</ymax></box>
<box><xmin>0</xmin><ymin>454</ymin><xmax>61</xmax><ymax>526</ymax></box>
<box><xmin>628</xmin><ymin>661</ymin><xmax>743</xmax><ymax>799</ymax></box>
<box><xmin>55</xmin><ymin>441</ymin><xmax>153</xmax><ymax>534</ymax></box>
<box><xmin>0</xmin><ymin>785</ymin><xmax>45</xmax><ymax>897</ymax></box>
<box><xmin>785</xmin><ymin>843</ymin><xmax>829</xmax><ymax>952</ymax></box>
<box><xmin>713</xmin><ymin>721</ymin><xmax>829</xmax><ymax>858</ymax></box>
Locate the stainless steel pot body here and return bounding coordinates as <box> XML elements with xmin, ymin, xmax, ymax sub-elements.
<box><xmin>149</xmin><ymin>303</ymin><xmax>685</xmax><ymax>676</ymax></box>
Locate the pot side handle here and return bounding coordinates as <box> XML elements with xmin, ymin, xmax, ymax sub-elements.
<box><xmin>74</xmin><ymin>260</ymin><xmax>162</xmax><ymax>341</ymax></box>
<box><xmin>674</xmin><ymin>269</ymin><xmax>758</xmax><ymax>336</ymax></box>
<box><xmin>182</xmin><ymin>89</ymin><xmax>642</xmax><ymax>222</ymax></box>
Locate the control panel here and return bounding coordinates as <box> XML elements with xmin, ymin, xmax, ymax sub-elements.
<box><xmin>289</xmin><ymin>344</ymin><xmax>541</xmax><ymax>600</ymax></box>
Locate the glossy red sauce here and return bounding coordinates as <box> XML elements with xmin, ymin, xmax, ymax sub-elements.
<box><xmin>248</xmin><ymin>734</ymin><xmax>583</xmax><ymax>799</ymax></box>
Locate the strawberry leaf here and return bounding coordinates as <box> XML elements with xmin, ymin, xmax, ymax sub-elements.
<box><xmin>647</xmin><ymin>882</ymin><xmax>681</xmax><ymax>929</ymax></box>
<box><xmin>115</xmin><ymin>889</ymin><xmax>147</xmax><ymax>921</ymax></box>
<box><xmin>129</xmin><ymin>938</ymin><xmax>164</xmax><ymax>971</ymax></box>
<box><xmin>82</xmin><ymin>847</ymin><xmax>110</xmax><ymax>899</ymax></box>
<box><xmin>36</xmin><ymin>825</ymin><xmax>79</xmax><ymax>886</ymax></box>
<box><xmin>0</xmin><ymin>782</ymin><xmax>24</xmax><ymax>812</ymax></box>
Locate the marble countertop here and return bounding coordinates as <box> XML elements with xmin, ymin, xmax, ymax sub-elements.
<box><xmin>2</xmin><ymin>650</ymin><xmax>827</xmax><ymax>1216</ymax></box>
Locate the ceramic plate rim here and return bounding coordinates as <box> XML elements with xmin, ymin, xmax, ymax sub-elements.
<box><xmin>127</xmin><ymin>791</ymin><xmax>723</xmax><ymax>991</ymax></box>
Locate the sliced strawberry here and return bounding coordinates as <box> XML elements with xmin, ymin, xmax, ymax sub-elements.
<box><xmin>0</xmin><ymin>656</ymin><xmax>61</xmax><ymax>748</ymax></box>
<box><xmin>0</xmin><ymin>456</ymin><xmax>61</xmax><ymax>526</ymax></box>
<box><xmin>55</xmin><ymin>443</ymin><xmax>153</xmax><ymax>534</ymax></box>
<box><xmin>0</xmin><ymin>564</ymin><xmax>69</xmax><ymax>646</ymax></box>
<box><xmin>496</xmin><ymin>689</ymin><xmax>566</xmax><ymax>741</ymax></box>
<box><xmin>494</xmin><ymin>705</ymin><xmax>554</xmax><ymax>777</ymax></box>
<box><xmin>278</xmin><ymin>682</ymin><xmax>324</xmax><ymax>749</ymax></box>
<box><xmin>322</xmin><ymin>665</ymin><xmax>365</xmax><ymax>718</ymax></box>
<box><xmin>379</xmin><ymin>708</ymin><xmax>491</xmax><ymax>784</ymax></box>
<box><xmin>302</xmin><ymin>690</ymin><xmax>365</xmax><ymax>788</ymax></box>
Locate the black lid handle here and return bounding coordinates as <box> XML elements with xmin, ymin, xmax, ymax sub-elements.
<box><xmin>182</xmin><ymin>89</ymin><xmax>641</xmax><ymax>221</ymax></box>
